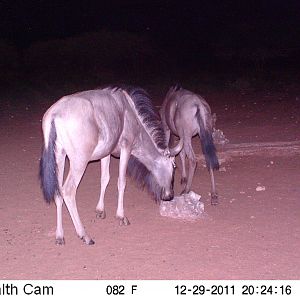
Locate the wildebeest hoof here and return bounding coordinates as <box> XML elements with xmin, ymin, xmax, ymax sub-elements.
<box><xmin>180</xmin><ymin>177</ymin><xmax>187</xmax><ymax>185</ymax></box>
<box><xmin>118</xmin><ymin>216</ymin><xmax>130</xmax><ymax>226</ymax></box>
<box><xmin>81</xmin><ymin>236</ymin><xmax>95</xmax><ymax>245</ymax></box>
<box><xmin>211</xmin><ymin>193</ymin><xmax>219</xmax><ymax>205</ymax></box>
<box><xmin>96</xmin><ymin>210</ymin><xmax>106</xmax><ymax>219</ymax></box>
<box><xmin>180</xmin><ymin>188</ymin><xmax>189</xmax><ymax>195</ymax></box>
<box><xmin>55</xmin><ymin>237</ymin><xmax>65</xmax><ymax>245</ymax></box>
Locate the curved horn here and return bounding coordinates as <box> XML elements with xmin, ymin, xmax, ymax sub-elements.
<box><xmin>169</xmin><ymin>137</ymin><xmax>184</xmax><ymax>156</ymax></box>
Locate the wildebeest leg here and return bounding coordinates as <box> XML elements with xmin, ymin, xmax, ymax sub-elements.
<box><xmin>116</xmin><ymin>147</ymin><xmax>130</xmax><ymax>226</ymax></box>
<box><xmin>179</xmin><ymin>148</ymin><xmax>187</xmax><ymax>185</ymax></box>
<box><xmin>209</xmin><ymin>168</ymin><xmax>218</xmax><ymax>205</ymax></box>
<box><xmin>62</xmin><ymin>160</ymin><xmax>94</xmax><ymax>245</ymax></box>
<box><xmin>181</xmin><ymin>141</ymin><xmax>196</xmax><ymax>194</ymax></box>
<box><xmin>96</xmin><ymin>155</ymin><xmax>111</xmax><ymax>219</ymax></box>
<box><xmin>54</xmin><ymin>147</ymin><xmax>66</xmax><ymax>245</ymax></box>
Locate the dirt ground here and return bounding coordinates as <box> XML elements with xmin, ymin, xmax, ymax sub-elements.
<box><xmin>0</xmin><ymin>88</ymin><xmax>299</xmax><ymax>280</ymax></box>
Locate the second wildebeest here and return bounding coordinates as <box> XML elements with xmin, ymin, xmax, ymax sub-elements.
<box><xmin>160</xmin><ymin>86</ymin><xmax>219</xmax><ymax>205</ymax></box>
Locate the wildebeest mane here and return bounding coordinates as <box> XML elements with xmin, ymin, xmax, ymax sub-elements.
<box><xmin>106</xmin><ymin>85</ymin><xmax>167</xmax><ymax>150</ymax></box>
<box><xmin>127</xmin><ymin>155</ymin><xmax>161</xmax><ymax>202</ymax></box>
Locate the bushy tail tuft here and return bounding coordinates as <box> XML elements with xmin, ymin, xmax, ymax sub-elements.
<box><xmin>39</xmin><ymin>120</ymin><xmax>60</xmax><ymax>203</ymax></box>
<box><xmin>196</xmin><ymin>107</ymin><xmax>219</xmax><ymax>171</ymax></box>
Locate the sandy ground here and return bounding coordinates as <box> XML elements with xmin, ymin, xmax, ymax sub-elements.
<box><xmin>0</xmin><ymin>89</ymin><xmax>299</xmax><ymax>279</ymax></box>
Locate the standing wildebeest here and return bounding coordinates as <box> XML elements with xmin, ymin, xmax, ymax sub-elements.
<box><xmin>40</xmin><ymin>86</ymin><xmax>180</xmax><ymax>245</ymax></box>
<box><xmin>160</xmin><ymin>86</ymin><xmax>219</xmax><ymax>205</ymax></box>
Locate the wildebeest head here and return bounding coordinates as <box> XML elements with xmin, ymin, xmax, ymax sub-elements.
<box><xmin>127</xmin><ymin>151</ymin><xmax>176</xmax><ymax>202</ymax></box>
<box><xmin>153</xmin><ymin>151</ymin><xmax>176</xmax><ymax>201</ymax></box>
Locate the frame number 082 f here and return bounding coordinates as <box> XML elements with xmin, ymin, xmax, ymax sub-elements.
<box><xmin>105</xmin><ymin>285</ymin><xmax>138</xmax><ymax>295</ymax></box>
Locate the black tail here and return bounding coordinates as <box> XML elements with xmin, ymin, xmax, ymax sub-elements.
<box><xmin>196</xmin><ymin>107</ymin><xmax>219</xmax><ymax>171</ymax></box>
<box><xmin>39</xmin><ymin>120</ymin><xmax>60</xmax><ymax>203</ymax></box>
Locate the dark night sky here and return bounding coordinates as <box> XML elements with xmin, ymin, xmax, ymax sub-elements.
<box><xmin>1</xmin><ymin>0</ymin><xmax>300</xmax><ymax>50</ymax></box>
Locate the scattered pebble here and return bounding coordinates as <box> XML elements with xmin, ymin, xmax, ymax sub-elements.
<box><xmin>256</xmin><ymin>186</ymin><xmax>266</xmax><ymax>192</ymax></box>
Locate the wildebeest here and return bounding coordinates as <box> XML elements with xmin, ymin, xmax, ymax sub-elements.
<box><xmin>160</xmin><ymin>86</ymin><xmax>219</xmax><ymax>205</ymax></box>
<box><xmin>39</xmin><ymin>86</ymin><xmax>179</xmax><ymax>245</ymax></box>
